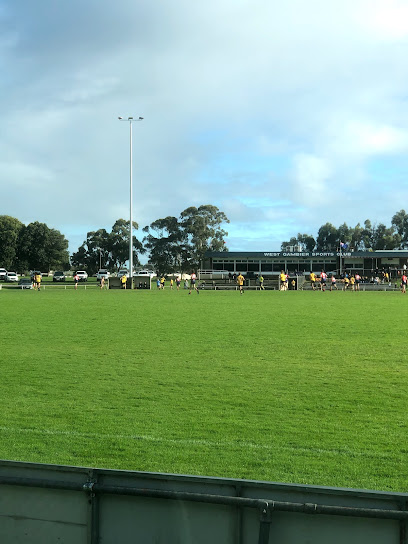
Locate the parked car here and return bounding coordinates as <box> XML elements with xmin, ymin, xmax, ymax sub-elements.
<box><xmin>117</xmin><ymin>270</ymin><xmax>128</xmax><ymax>278</ymax></box>
<box><xmin>137</xmin><ymin>270</ymin><xmax>155</xmax><ymax>278</ymax></box>
<box><xmin>18</xmin><ymin>278</ymin><xmax>33</xmax><ymax>289</ymax></box>
<box><xmin>96</xmin><ymin>269</ymin><xmax>110</xmax><ymax>280</ymax></box>
<box><xmin>0</xmin><ymin>268</ymin><xmax>7</xmax><ymax>281</ymax></box>
<box><xmin>75</xmin><ymin>271</ymin><xmax>88</xmax><ymax>282</ymax></box>
<box><xmin>5</xmin><ymin>271</ymin><xmax>19</xmax><ymax>282</ymax></box>
<box><xmin>53</xmin><ymin>271</ymin><xmax>65</xmax><ymax>282</ymax></box>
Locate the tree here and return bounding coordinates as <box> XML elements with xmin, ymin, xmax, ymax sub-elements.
<box><xmin>362</xmin><ymin>219</ymin><xmax>375</xmax><ymax>250</ymax></box>
<box><xmin>280</xmin><ymin>236</ymin><xmax>299</xmax><ymax>251</ymax></box>
<box><xmin>0</xmin><ymin>216</ymin><xmax>24</xmax><ymax>270</ymax></box>
<box><xmin>17</xmin><ymin>222</ymin><xmax>69</xmax><ymax>271</ymax></box>
<box><xmin>298</xmin><ymin>234</ymin><xmax>316</xmax><ymax>252</ymax></box>
<box><xmin>337</xmin><ymin>223</ymin><xmax>351</xmax><ymax>246</ymax></box>
<box><xmin>72</xmin><ymin>219</ymin><xmax>145</xmax><ymax>274</ymax></box>
<box><xmin>143</xmin><ymin>216</ymin><xmax>188</xmax><ymax>275</ymax></box>
<box><xmin>361</xmin><ymin>220</ymin><xmax>400</xmax><ymax>250</ymax></box>
<box><xmin>316</xmin><ymin>223</ymin><xmax>338</xmax><ymax>251</ymax></box>
<box><xmin>349</xmin><ymin>223</ymin><xmax>365</xmax><ymax>250</ymax></box>
<box><xmin>281</xmin><ymin>234</ymin><xmax>315</xmax><ymax>252</ymax></box>
<box><xmin>180</xmin><ymin>205</ymin><xmax>229</xmax><ymax>270</ymax></box>
<box><xmin>372</xmin><ymin>223</ymin><xmax>400</xmax><ymax>250</ymax></box>
<box><xmin>71</xmin><ymin>228</ymin><xmax>110</xmax><ymax>276</ymax></box>
<box><xmin>108</xmin><ymin>219</ymin><xmax>144</xmax><ymax>271</ymax></box>
<box><xmin>391</xmin><ymin>210</ymin><xmax>408</xmax><ymax>248</ymax></box>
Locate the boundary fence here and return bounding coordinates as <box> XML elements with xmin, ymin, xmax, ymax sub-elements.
<box><xmin>0</xmin><ymin>460</ymin><xmax>407</xmax><ymax>543</ymax></box>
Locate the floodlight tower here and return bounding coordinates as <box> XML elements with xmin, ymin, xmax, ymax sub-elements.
<box><xmin>118</xmin><ymin>116</ymin><xmax>144</xmax><ymax>284</ymax></box>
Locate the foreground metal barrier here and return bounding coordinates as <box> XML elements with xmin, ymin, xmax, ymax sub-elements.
<box><xmin>0</xmin><ymin>460</ymin><xmax>407</xmax><ymax>543</ymax></box>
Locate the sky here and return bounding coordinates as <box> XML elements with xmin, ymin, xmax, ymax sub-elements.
<box><xmin>1</xmin><ymin>0</ymin><xmax>408</xmax><ymax>259</ymax></box>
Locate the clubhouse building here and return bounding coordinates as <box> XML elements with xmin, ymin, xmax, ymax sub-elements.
<box><xmin>202</xmin><ymin>249</ymin><xmax>408</xmax><ymax>278</ymax></box>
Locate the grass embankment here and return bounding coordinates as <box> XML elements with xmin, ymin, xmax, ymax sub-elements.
<box><xmin>1</xmin><ymin>288</ymin><xmax>407</xmax><ymax>492</ymax></box>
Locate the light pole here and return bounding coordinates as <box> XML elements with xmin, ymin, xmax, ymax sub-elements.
<box><xmin>118</xmin><ymin>116</ymin><xmax>144</xmax><ymax>284</ymax></box>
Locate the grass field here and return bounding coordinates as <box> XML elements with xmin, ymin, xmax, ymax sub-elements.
<box><xmin>1</xmin><ymin>287</ymin><xmax>408</xmax><ymax>492</ymax></box>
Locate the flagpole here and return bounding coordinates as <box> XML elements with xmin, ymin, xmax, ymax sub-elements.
<box><xmin>339</xmin><ymin>242</ymin><xmax>342</xmax><ymax>276</ymax></box>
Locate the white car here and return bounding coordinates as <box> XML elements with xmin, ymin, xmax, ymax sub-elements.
<box><xmin>5</xmin><ymin>271</ymin><xmax>18</xmax><ymax>282</ymax></box>
<box><xmin>137</xmin><ymin>270</ymin><xmax>155</xmax><ymax>278</ymax></box>
<box><xmin>75</xmin><ymin>271</ymin><xmax>88</xmax><ymax>282</ymax></box>
<box><xmin>0</xmin><ymin>268</ymin><xmax>7</xmax><ymax>281</ymax></box>
<box><xmin>117</xmin><ymin>270</ymin><xmax>128</xmax><ymax>278</ymax></box>
<box><xmin>96</xmin><ymin>269</ymin><xmax>110</xmax><ymax>280</ymax></box>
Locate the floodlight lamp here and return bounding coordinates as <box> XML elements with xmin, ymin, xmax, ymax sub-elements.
<box><xmin>118</xmin><ymin>116</ymin><xmax>123</xmax><ymax>119</ymax></box>
<box><xmin>128</xmin><ymin>117</ymin><xmax>133</xmax><ymax>120</ymax></box>
<box><xmin>139</xmin><ymin>117</ymin><xmax>144</xmax><ymax>120</ymax></box>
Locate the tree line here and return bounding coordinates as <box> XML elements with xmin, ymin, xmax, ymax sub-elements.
<box><xmin>281</xmin><ymin>210</ymin><xmax>408</xmax><ymax>252</ymax></box>
<box><xmin>72</xmin><ymin>204</ymin><xmax>229</xmax><ymax>275</ymax></box>
<box><xmin>0</xmin><ymin>205</ymin><xmax>229</xmax><ymax>275</ymax></box>
<box><xmin>0</xmin><ymin>216</ymin><xmax>70</xmax><ymax>272</ymax></box>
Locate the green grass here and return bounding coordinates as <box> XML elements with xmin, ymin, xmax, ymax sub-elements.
<box><xmin>1</xmin><ymin>288</ymin><xmax>408</xmax><ymax>492</ymax></box>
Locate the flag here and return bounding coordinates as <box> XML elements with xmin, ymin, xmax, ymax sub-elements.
<box><xmin>340</xmin><ymin>242</ymin><xmax>348</xmax><ymax>250</ymax></box>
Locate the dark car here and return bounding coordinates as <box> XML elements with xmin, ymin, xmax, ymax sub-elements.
<box><xmin>53</xmin><ymin>271</ymin><xmax>65</xmax><ymax>282</ymax></box>
<box><xmin>18</xmin><ymin>278</ymin><xmax>33</xmax><ymax>289</ymax></box>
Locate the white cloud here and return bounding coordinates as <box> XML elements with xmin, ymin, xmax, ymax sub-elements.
<box><xmin>328</xmin><ymin>120</ymin><xmax>408</xmax><ymax>157</ymax></box>
<box><xmin>292</xmin><ymin>154</ymin><xmax>332</xmax><ymax>206</ymax></box>
<box><xmin>356</xmin><ymin>0</ymin><xmax>408</xmax><ymax>41</ymax></box>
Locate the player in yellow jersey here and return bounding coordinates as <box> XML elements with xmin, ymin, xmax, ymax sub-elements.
<box><xmin>35</xmin><ymin>273</ymin><xmax>41</xmax><ymax>291</ymax></box>
<box><xmin>237</xmin><ymin>273</ymin><xmax>245</xmax><ymax>295</ymax></box>
<box><xmin>280</xmin><ymin>270</ymin><xmax>287</xmax><ymax>291</ymax></box>
<box><xmin>310</xmin><ymin>272</ymin><xmax>316</xmax><ymax>290</ymax></box>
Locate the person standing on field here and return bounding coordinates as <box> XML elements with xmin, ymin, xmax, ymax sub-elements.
<box><xmin>237</xmin><ymin>272</ymin><xmax>245</xmax><ymax>295</ymax></box>
<box><xmin>74</xmin><ymin>273</ymin><xmax>79</xmax><ymax>290</ymax></box>
<box><xmin>259</xmin><ymin>275</ymin><xmax>265</xmax><ymax>290</ymax></box>
<box><xmin>310</xmin><ymin>271</ymin><xmax>317</xmax><ymax>290</ymax></box>
<box><xmin>280</xmin><ymin>270</ymin><xmax>287</xmax><ymax>291</ymax></box>
<box><xmin>189</xmin><ymin>271</ymin><xmax>199</xmax><ymax>294</ymax></box>
<box><xmin>402</xmin><ymin>273</ymin><xmax>407</xmax><ymax>294</ymax></box>
<box><xmin>121</xmin><ymin>274</ymin><xmax>127</xmax><ymax>289</ymax></box>
<box><xmin>176</xmin><ymin>277</ymin><xmax>181</xmax><ymax>290</ymax></box>
<box><xmin>320</xmin><ymin>270</ymin><xmax>327</xmax><ymax>291</ymax></box>
<box><xmin>35</xmin><ymin>272</ymin><xmax>41</xmax><ymax>291</ymax></box>
<box><xmin>100</xmin><ymin>276</ymin><xmax>105</xmax><ymax>290</ymax></box>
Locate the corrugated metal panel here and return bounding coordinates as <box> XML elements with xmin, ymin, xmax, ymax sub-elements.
<box><xmin>0</xmin><ymin>460</ymin><xmax>406</xmax><ymax>543</ymax></box>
